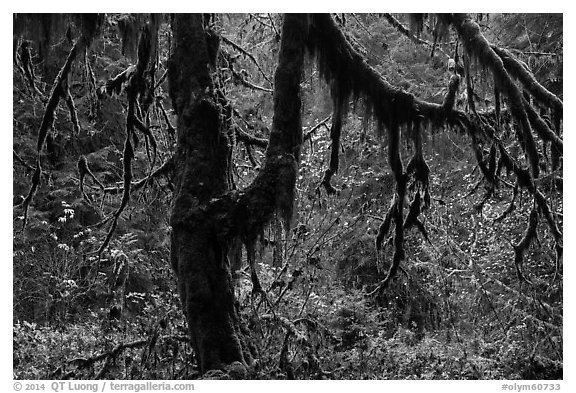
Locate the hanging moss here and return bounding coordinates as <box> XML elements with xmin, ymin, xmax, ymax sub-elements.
<box><xmin>307</xmin><ymin>14</ymin><xmax>420</xmax><ymax>135</ymax></box>
<box><xmin>442</xmin><ymin>74</ymin><xmax>461</xmax><ymax>111</ymax></box>
<box><xmin>494</xmin><ymin>81</ymin><xmax>501</xmax><ymax>126</ymax></box>
<box><xmin>492</xmin><ymin>46</ymin><xmax>563</xmax><ymax>116</ymax></box>
<box><xmin>408</xmin><ymin>14</ymin><xmax>427</xmax><ymax>37</ymax></box>
<box><xmin>97</xmin><ymin>22</ymin><xmax>154</xmax><ymax>256</ymax></box>
<box><xmin>237</xmin><ymin>14</ymin><xmax>308</xmax><ymax>233</ymax></box>
<box><xmin>523</xmin><ymin>97</ymin><xmax>562</xmax><ymax>151</ymax></box>
<box><xmin>64</xmin><ymin>83</ymin><xmax>80</xmax><ymax>135</ymax></box>
<box><xmin>77</xmin><ymin>155</ymin><xmax>104</xmax><ymax>202</ymax></box>
<box><xmin>19</xmin><ymin>38</ymin><xmax>83</xmax><ymax>230</ymax></box>
<box><xmin>444</xmin><ymin>14</ymin><xmax>541</xmax><ymax>178</ymax></box>
<box><xmin>117</xmin><ymin>14</ymin><xmax>145</xmax><ymax>60</ymax></box>
<box><xmin>513</xmin><ymin>206</ymin><xmax>539</xmax><ymax>283</ymax></box>
<box><xmin>319</xmin><ymin>86</ymin><xmax>345</xmax><ymax>195</ymax></box>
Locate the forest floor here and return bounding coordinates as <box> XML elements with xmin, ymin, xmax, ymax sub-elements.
<box><xmin>13</xmin><ymin>131</ymin><xmax>563</xmax><ymax>380</ymax></box>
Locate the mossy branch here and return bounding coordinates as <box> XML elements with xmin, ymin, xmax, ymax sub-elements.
<box><xmin>19</xmin><ymin>38</ymin><xmax>84</xmax><ymax>230</ymax></box>
<box><xmin>97</xmin><ymin>23</ymin><xmax>153</xmax><ymax>257</ymax></box>
<box><xmin>318</xmin><ymin>91</ymin><xmax>345</xmax><ymax>196</ymax></box>
<box><xmin>492</xmin><ymin>45</ymin><xmax>563</xmax><ymax>115</ymax></box>
<box><xmin>443</xmin><ymin>14</ymin><xmax>540</xmax><ymax>178</ymax></box>
<box><xmin>382</xmin><ymin>13</ymin><xmax>449</xmax><ymax>58</ymax></box>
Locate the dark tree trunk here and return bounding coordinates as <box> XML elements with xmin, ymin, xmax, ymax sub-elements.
<box><xmin>167</xmin><ymin>13</ymin><xmax>307</xmax><ymax>375</ymax></box>
<box><xmin>167</xmin><ymin>14</ymin><xmax>247</xmax><ymax>374</ymax></box>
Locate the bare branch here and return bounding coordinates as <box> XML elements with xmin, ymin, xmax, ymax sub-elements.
<box><xmin>221</xmin><ymin>35</ymin><xmax>273</xmax><ymax>86</ymax></box>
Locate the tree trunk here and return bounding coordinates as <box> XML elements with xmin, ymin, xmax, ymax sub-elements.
<box><xmin>168</xmin><ymin>13</ymin><xmax>308</xmax><ymax>375</ymax></box>
<box><xmin>168</xmin><ymin>14</ymin><xmax>248</xmax><ymax>374</ymax></box>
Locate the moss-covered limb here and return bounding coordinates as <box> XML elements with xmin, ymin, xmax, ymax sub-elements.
<box><xmin>442</xmin><ymin>74</ymin><xmax>461</xmax><ymax>112</ymax></box>
<box><xmin>522</xmin><ymin>96</ymin><xmax>563</xmax><ymax>152</ymax></box>
<box><xmin>37</xmin><ymin>41</ymin><xmax>82</xmax><ymax>151</ymax></box>
<box><xmin>404</xmin><ymin>168</ymin><xmax>432</xmax><ymax>243</ymax></box>
<box><xmin>492</xmin><ymin>45</ymin><xmax>563</xmax><ymax>116</ymax></box>
<box><xmin>230</xmin><ymin>67</ymin><xmax>273</xmax><ymax>93</ymax></box>
<box><xmin>97</xmin><ymin>23</ymin><xmax>153</xmax><ymax>257</ymax></box>
<box><xmin>375</xmin><ymin>200</ymin><xmax>396</xmax><ymax>252</ymax></box>
<box><xmin>406</xmin><ymin>122</ymin><xmax>431</xmax><ymax>202</ymax></box>
<box><xmin>237</xmin><ymin>14</ymin><xmax>308</xmax><ymax>233</ymax></box>
<box><xmin>382</xmin><ymin>13</ymin><xmax>449</xmax><ymax>59</ymax></box>
<box><xmin>494</xmin><ymin>82</ymin><xmax>501</xmax><ymax>127</ymax></box>
<box><xmin>551</xmin><ymin>110</ymin><xmax>562</xmax><ymax>170</ymax></box>
<box><xmin>155</xmin><ymin>100</ymin><xmax>176</xmax><ymax>138</ymax></box>
<box><xmin>133</xmin><ymin>116</ymin><xmax>158</xmax><ymax>166</ymax></box>
<box><xmin>494</xmin><ymin>183</ymin><xmax>519</xmax><ymax>223</ymax></box>
<box><xmin>64</xmin><ymin>84</ymin><xmax>81</xmax><ymax>134</ymax></box>
<box><xmin>534</xmin><ymin>190</ymin><xmax>562</xmax><ymax>242</ymax></box>
<box><xmin>383</xmin><ymin>13</ymin><xmax>424</xmax><ymax>45</ymax></box>
<box><xmin>85</xmin><ymin>50</ymin><xmax>97</xmax><ymax>93</ymax></box>
<box><xmin>104</xmin><ymin>65</ymin><xmax>136</xmax><ymax>96</ymax></box>
<box><xmin>403</xmin><ymin>192</ymin><xmax>421</xmax><ymax>230</ymax></box>
<box><xmin>97</xmin><ymin>100</ymin><xmax>136</xmax><ymax>257</ymax></box>
<box><xmin>463</xmin><ymin>54</ymin><xmax>477</xmax><ymax>114</ymax></box>
<box><xmin>553</xmin><ymin>241</ymin><xmax>563</xmax><ymax>282</ymax></box>
<box><xmin>303</xmin><ymin>115</ymin><xmax>332</xmax><ymax>142</ymax></box>
<box><xmin>306</xmin><ymin>14</ymin><xmax>487</xmax><ymax>141</ymax></box>
<box><xmin>372</xmin><ymin>123</ymin><xmax>407</xmax><ymax>295</ymax></box>
<box><xmin>308</xmin><ymin>14</ymin><xmax>418</xmax><ymax>132</ymax></box>
<box><xmin>77</xmin><ymin>155</ymin><xmax>104</xmax><ymax>202</ymax></box>
<box><xmin>138</xmin><ymin>16</ymin><xmax>160</xmax><ymax>115</ymax></box>
<box><xmin>19</xmin><ymin>38</ymin><xmax>84</xmax><ymax>230</ymax></box>
<box><xmin>513</xmin><ymin>206</ymin><xmax>538</xmax><ymax>283</ymax></box>
<box><xmin>102</xmin><ymin>156</ymin><xmax>174</xmax><ymax>195</ymax></box>
<box><xmin>444</xmin><ymin>14</ymin><xmax>540</xmax><ymax>179</ymax></box>
<box><xmin>497</xmin><ymin>142</ymin><xmax>562</xmax><ymax>246</ymax></box>
<box><xmin>371</xmin><ymin>174</ymin><xmax>407</xmax><ymax>297</ymax></box>
<box><xmin>319</xmin><ymin>93</ymin><xmax>345</xmax><ymax>195</ymax></box>
<box><xmin>235</xmin><ymin>126</ymin><xmax>268</xmax><ymax>149</ymax></box>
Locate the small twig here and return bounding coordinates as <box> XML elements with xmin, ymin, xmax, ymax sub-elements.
<box><xmin>102</xmin><ymin>156</ymin><xmax>174</xmax><ymax>195</ymax></box>
<box><xmin>13</xmin><ymin>150</ymin><xmax>36</xmax><ymax>173</ymax></box>
<box><xmin>230</xmin><ymin>68</ymin><xmax>273</xmax><ymax>93</ymax></box>
<box><xmin>303</xmin><ymin>115</ymin><xmax>332</xmax><ymax>141</ymax></box>
<box><xmin>156</xmin><ymin>100</ymin><xmax>176</xmax><ymax>137</ymax></box>
<box><xmin>221</xmin><ymin>36</ymin><xmax>273</xmax><ymax>86</ymax></box>
<box><xmin>154</xmin><ymin>69</ymin><xmax>168</xmax><ymax>90</ymax></box>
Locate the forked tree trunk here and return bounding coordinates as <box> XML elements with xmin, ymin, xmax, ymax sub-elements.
<box><xmin>167</xmin><ymin>14</ymin><xmax>307</xmax><ymax>374</ymax></box>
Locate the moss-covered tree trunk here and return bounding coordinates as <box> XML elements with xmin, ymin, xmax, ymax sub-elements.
<box><xmin>167</xmin><ymin>14</ymin><xmax>247</xmax><ymax>374</ymax></box>
<box><xmin>167</xmin><ymin>14</ymin><xmax>307</xmax><ymax>374</ymax></box>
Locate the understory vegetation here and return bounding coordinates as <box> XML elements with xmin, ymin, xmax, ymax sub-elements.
<box><xmin>13</xmin><ymin>13</ymin><xmax>562</xmax><ymax>380</ymax></box>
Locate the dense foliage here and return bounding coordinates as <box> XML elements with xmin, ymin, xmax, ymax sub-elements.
<box><xmin>13</xmin><ymin>13</ymin><xmax>562</xmax><ymax>380</ymax></box>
